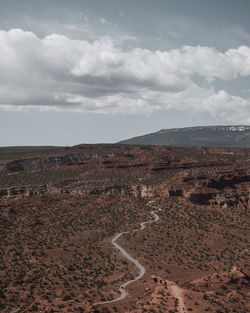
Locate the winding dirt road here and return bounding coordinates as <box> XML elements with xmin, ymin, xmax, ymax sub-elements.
<box><xmin>94</xmin><ymin>202</ymin><xmax>162</xmax><ymax>305</ymax></box>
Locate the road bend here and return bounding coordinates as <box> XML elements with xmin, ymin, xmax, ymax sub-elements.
<box><xmin>94</xmin><ymin>202</ymin><xmax>162</xmax><ymax>305</ymax></box>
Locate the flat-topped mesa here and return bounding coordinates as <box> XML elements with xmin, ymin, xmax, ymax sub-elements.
<box><xmin>158</xmin><ymin>125</ymin><xmax>250</xmax><ymax>133</ymax></box>
<box><xmin>119</xmin><ymin>125</ymin><xmax>250</xmax><ymax>147</ymax></box>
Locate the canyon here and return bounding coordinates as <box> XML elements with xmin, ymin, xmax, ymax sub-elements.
<box><xmin>0</xmin><ymin>144</ymin><xmax>249</xmax><ymax>312</ymax></box>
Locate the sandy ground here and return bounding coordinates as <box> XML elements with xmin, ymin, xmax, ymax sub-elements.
<box><xmin>168</xmin><ymin>280</ymin><xmax>186</xmax><ymax>313</ymax></box>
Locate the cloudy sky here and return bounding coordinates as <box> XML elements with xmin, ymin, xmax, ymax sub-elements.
<box><xmin>1</xmin><ymin>0</ymin><xmax>250</xmax><ymax>146</ymax></box>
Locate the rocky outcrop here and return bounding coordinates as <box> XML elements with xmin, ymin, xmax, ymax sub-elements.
<box><xmin>206</xmin><ymin>174</ymin><xmax>250</xmax><ymax>190</ymax></box>
<box><xmin>165</xmin><ymin>170</ymin><xmax>250</xmax><ymax>207</ymax></box>
<box><xmin>4</xmin><ymin>155</ymin><xmax>88</xmax><ymax>174</ymax></box>
<box><xmin>0</xmin><ymin>183</ymin><xmax>156</xmax><ymax>200</ymax></box>
<box><xmin>1</xmin><ymin>145</ymin><xmax>249</xmax><ymax>206</ymax></box>
<box><xmin>188</xmin><ymin>191</ymin><xmax>216</xmax><ymax>205</ymax></box>
<box><xmin>1</xmin><ymin>145</ymin><xmax>139</xmax><ymax>174</ymax></box>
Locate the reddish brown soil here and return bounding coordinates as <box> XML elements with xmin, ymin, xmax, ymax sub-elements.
<box><xmin>0</xmin><ymin>144</ymin><xmax>249</xmax><ymax>312</ymax></box>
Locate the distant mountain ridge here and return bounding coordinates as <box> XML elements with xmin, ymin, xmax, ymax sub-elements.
<box><xmin>118</xmin><ymin>125</ymin><xmax>250</xmax><ymax>147</ymax></box>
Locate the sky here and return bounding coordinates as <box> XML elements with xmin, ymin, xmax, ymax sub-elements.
<box><xmin>0</xmin><ymin>0</ymin><xmax>250</xmax><ymax>146</ymax></box>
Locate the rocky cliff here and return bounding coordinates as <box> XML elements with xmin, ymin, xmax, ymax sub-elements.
<box><xmin>0</xmin><ymin>145</ymin><xmax>249</xmax><ymax>212</ymax></box>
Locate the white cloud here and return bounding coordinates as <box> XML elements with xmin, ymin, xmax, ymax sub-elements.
<box><xmin>99</xmin><ymin>18</ymin><xmax>117</xmax><ymax>27</ymax></box>
<box><xmin>0</xmin><ymin>28</ymin><xmax>250</xmax><ymax>123</ymax></box>
<box><xmin>119</xmin><ymin>34</ymin><xmax>138</xmax><ymax>41</ymax></box>
<box><xmin>64</xmin><ymin>24</ymin><xmax>78</xmax><ymax>31</ymax></box>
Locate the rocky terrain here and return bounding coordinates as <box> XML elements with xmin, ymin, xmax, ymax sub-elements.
<box><xmin>0</xmin><ymin>144</ymin><xmax>249</xmax><ymax>312</ymax></box>
<box><xmin>119</xmin><ymin>125</ymin><xmax>250</xmax><ymax>147</ymax></box>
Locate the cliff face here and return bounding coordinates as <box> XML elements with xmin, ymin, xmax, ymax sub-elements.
<box><xmin>4</xmin><ymin>155</ymin><xmax>85</xmax><ymax>173</ymax></box>
<box><xmin>0</xmin><ymin>183</ymin><xmax>156</xmax><ymax>201</ymax></box>
<box><xmin>3</xmin><ymin>153</ymin><xmax>113</xmax><ymax>174</ymax></box>
<box><xmin>182</xmin><ymin>172</ymin><xmax>250</xmax><ymax>208</ymax></box>
<box><xmin>0</xmin><ymin>144</ymin><xmax>249</xmax><ymax>210</ymax></box>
